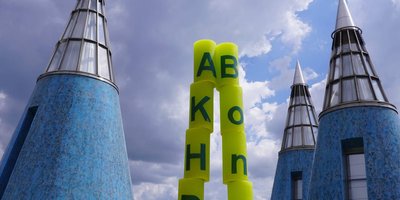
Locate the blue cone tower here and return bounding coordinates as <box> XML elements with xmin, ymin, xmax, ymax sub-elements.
<box><xmin>309</xmin><ymin>0</ymin><xmax>400</xmax><ymax>199</ymax></box>
<box><xmin>0</xmin><ymin>0</ymin><xmax>133</xmax><ymax>198</ymax></box>
<box><xmin>271</xmin><ymin>61</ymin><xmax>318</xmax><ymax>200</ymax></box>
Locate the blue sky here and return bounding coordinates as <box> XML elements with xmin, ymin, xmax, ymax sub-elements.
<box><xmin>1</xmin><ymin>0</ymin><xmax>400</xmax><ymax>199</ymax></box>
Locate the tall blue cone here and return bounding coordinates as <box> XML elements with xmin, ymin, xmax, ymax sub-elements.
<box><xmin>0</xmin><ymin>0</ymin><xmax>133</xmax><ymax>198</ymax></box>
<box><xmin>271</xmin><ymin>61</ymin><xmax>318</xmax><ymax>200</ymax></box>
<box><xmin>309</xmin><ymin>0</ymin><xmax>400</xmax><ymax>199</ymax></box>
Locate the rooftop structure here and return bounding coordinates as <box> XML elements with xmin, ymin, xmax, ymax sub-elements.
<box><xmin>271</xmin><ymin>61</ymin><xmax>318</xmax><ymax>200</ymax></box>
<box><xmin>322</xmin><ymin>0</ymin><xmax>395</xmax><ymax>116</ymax></box>
<box><xmin>0</xmin><ymin>0</ymin><xmax>133</xmax><ymax>198</ymax></box>
<box><xmin>309</xmin><ymin>1</ymin><xmax>400</xmax><ymax>199</ymax></box>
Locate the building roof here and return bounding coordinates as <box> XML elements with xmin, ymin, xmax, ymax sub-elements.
<box><xmin>281</xmin><ymin>61</ymin><xmax>318</xmax><ymax>152</ymax></box>
<box><xmin>39</xmin><ymin>0</ymin><xmax>115</xmax><ymax>86</ymax></box>
<box><xmin>321</xmin><ymin>0</ymin><xmax>396</xmax><ymax>116</ymax></box>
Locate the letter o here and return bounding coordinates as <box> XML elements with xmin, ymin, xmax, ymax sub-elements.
<box><xmin>228</xmin><ymin>106</ymin><xmax>243</xmax><ymax>125</ymax></box>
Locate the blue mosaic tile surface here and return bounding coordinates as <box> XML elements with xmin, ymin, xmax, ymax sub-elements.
<box><xmin>0</xmin><ymin>74</ymin><xmax>133</xmax><ymax>199</ymax></box>
<box><xmin>309</xmin><ymin>106</ymin><xmax>400</xmax><ymax>199</ymax></box>
<box><xmin>271</xmin><ymin>149</ymin><xmax>314</xmax><ymax>200</ymax></box>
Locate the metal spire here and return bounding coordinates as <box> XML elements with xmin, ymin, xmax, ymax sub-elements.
<box><xmin>321</xmin><ymin>0</ymin><xmax>396</xmax><ymax>115</ymax></box>
<box><xmin>335</xmin><ymin>0</ymin><xmax>355</xmax><ymax>30</ymax></box>
<box><xmin>281</xmin><ymin>62</ymin><xmax>318</xmax><ymax>152</ymax></box>
<box><xmin>293</xmin><ymin>60</ymin><xmax>306</xmax><ymax>85</ymax></box>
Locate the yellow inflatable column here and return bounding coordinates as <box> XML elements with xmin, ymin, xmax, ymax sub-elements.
<box><xmin>227</xmin><ymin>180</ymin><xmax>253</xmax><ymax>200</ymax></box>
<box><xmin>215</xmin><ymin>43</ymin><xmax>253</xmax><ymax>200</ymax></box>
<box><xmin>178</xmin><ymin>178</ymin><xmax>204</xmax><ymax>200</ymax></box>
<box><xmin>184</xmin><ymin>127</ymin><xmax>211</xmax><ymax>180</ymax></box>
<box><xmin>178</xmin><ymin>40</ymin><xmax>216</xmax><ymax>200</ymax></box>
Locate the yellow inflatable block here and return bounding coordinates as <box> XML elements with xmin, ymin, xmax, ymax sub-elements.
<box><xmin>214</xmin><ymin>43</ymin><xmax>239</xmax><ymax>89</ymax></box>
<box><xmin>222</xmin><ymin>130</ymin><xmax>248</xmax><ymax>183</ymax></box>
<box><xmin>178</xmin><ymin>178</ymin><xmax>204</xmax><ymax>200</ymax></box>
<box><xmin>193</xmin><ymin>39</ymin><xmax>217</xmax><ymax>84</ymax></box>
<box><xmin>189</xmin><ymin>81</ymin><xmax>214</xmax><ymax>132</ymax></box>
<box><xmin>219</xmin><ymin>85</ymin><xmax>244</xmax><ymax>133</ymax></box>
<box><xmin>227</xmin><ymin>180</ymin><xmax>253</xmax><ymax>200</ymax></box>
<box><xmin>184</xmin><ymin>128</ymin><xmax>211</xmax><ymax>181</ymax></box>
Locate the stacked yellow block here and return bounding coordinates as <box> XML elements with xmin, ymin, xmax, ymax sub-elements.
<box><xmin>178</xmin><ymin>40</ymin><xmax>253</xmax><ymax>200</ymax></box>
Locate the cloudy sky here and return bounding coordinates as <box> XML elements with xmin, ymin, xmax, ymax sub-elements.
<box><xmin>1</xmin><ymin>0</ymin><xmax>400</xmax><ymax>199</ymax></box>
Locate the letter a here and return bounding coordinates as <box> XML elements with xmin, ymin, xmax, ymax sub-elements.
<box><xmin>197</xmin><ymin>52</ymin><xmax>216</xmax><ymax>78</ymax></box>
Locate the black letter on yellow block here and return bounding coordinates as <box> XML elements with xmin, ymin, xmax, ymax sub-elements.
<box><xmin>191</xmin><ymin>96</ymin><xmax>211</xmax><ymax>122</ymax></box>
<box><xmin>228</xmin><ymin>106</ymin><xmax>243</xmax><ymax>125</ymax></box>
<box><xmin>197</xmin><ymin>52</ymin><xmax>216</xmax><ymax>78</ymax></box>
<box><xmin>221</xmin><ymin>55</ymin><xmax>238</xmax><ymax>78</ymax></box>
<box><xmin>231</xmin><ymin>154</ymin><xmax>247</xmax><ymax>175</ymax></box>
<box><xmin>186</xmin><ymin>144</ymin><xmax>206</xmax><ymax>171</ymax></box>
<box><xmin>182</xmin><ymin>195</ymin><xmax>200</xmax><ymax>200</ymax></box>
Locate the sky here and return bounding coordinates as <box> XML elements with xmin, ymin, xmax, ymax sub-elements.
<box><xmin>0</xmin><ymin>0</ymin><xmax>400</xmax><ymax>199</ymax></box>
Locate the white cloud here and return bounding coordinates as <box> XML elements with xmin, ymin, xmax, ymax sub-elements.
<box><xmin>0</xmin><ymin>92</ymin><xmax>6</xmax><ymax>110</ymax></box>
<box><xmin>309</xmin><ymin>78</ymin><xmax>327</xmax><ymax>115</ymax></box>
<box><xmin>392</xmin><ymin>0</ymin><xmax>400</xmax><ymax>9</ymax></box>
<box><xmin>133</xmin><ymin>181</ymin><xmax>177</xmax><ymax>200</ymax></box>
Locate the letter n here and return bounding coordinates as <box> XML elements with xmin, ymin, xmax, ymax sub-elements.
<box><xmin>231</xmin><ymin>154</ymin><xmax>247</xmax><ymax>175</ymax></box>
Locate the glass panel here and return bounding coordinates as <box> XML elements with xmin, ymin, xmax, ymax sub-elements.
<box><xmin>335</xmin><ymin>33</ymin><xmax>342</xmax><ymax>55</ymax></box>
<box><xmin>352</xmin><ymin>54</ymin><xmax>366</xmax><ymax>75</ymax></box>
<box><xmin>294</xmin><ymin>106</ymin><xmax>301</xmax><ymax>125</ymax></box>
<box><xmin>293</xmin><ymin>127</ymin><xmax>302</xmax><ymax>146</ymax></box>
<box><xmin>79</xmin><ymin>42</ymin><xmax>96</xmax><ymax>74</ymax></box>
<box><xmin>330</xmin><ymin>83</ymin><xmax>340</xmax><ymax>106</ymax></box>
<box><xmin>303</xmin><ymin>127</ymin><xmax>314</xmax><ymax>145</ymax></box>
<box><xmin>60</xmin><ymin>41</ymin><xmax>81</xmax><ymax>70</ymax></box>
<box><xmin>63</xmin><ymin>12</ymin><xmax>78</xmax><ymax>39</ymax></box>
<box><xmin>358</xmin><ymin>78</ymin><xmax>374</xmax><ymax>100</ymax></box>
<box><xmin>98</xmin><ymin>0</ymin><xmax>102</xmax><ymax>14</ymax></box>
<box><xmin>289</xmin><ymin>107</ymin><xmax>294</xmax><ymax>125</ymax></box>
<box><xmin>349</xmin><ymin>30</ymin><xmax>359</xmax><ymax>51</ymax></box>
<box><xmin>342</xmin><ymin>31</ymin><xmax>350</xmax><ymax>53</ymax></box>
<box><xmin>286</xmin><ymin>129</ymin><xmax>292</xmax><ymax>148</ymax></box>
<box><xmin>323</xmin><ymin>87</ymin><xmax>330</xmax><ymax>109</ymax></box>
<box><xmin>294</xmin><ymin>179</ymin><xmax>303</xmax><ymax>199</ymax></box>
<box><xmin>90</xmin><ymin>0</ymin><xmax>97</xmax><ymax>10</ymax></box>
<box><xmin>48</xmin><ymin>42</ymin><xmax>67</xmax><ymax>72</ymax></box>
<box><xmin>336</xmin><ymin>45</ymin><xmax>342</xmax><ymax>56</ymax></box>
<box><xmin>72</xmin><ymin>12</ymin><xmax>87</xmax><ymax>38</ymax></box>
<box><xmin>301</xmin><ymin>106</ymin><xmax>310</xmax><ymax>125</ymax></box>
<box><xmin>372</xmin><ymin>80</ymin><xmax>385</xmax><ymax>101</ymax></box>
<box><xmin>104</xmin><ymin>21</ymin><xmax>110</xmax><ymax>45</ymax></box>
<box><xmin>309</xmin><ymin>108</ymin><xmax>317</xmax><ymax>125</ymax></box>
<box><xmin>329</xmin><ymin>62</ymin><xmax>335</xmax><ymax>81</ymax></box>
<box><xmin>349</xmin><ymin>180</ymin><xmax>368</xmax><ymax>200</ymax></box>
<box><xmin>98</xmin><ymin>46</ymin><xmax>110</xmax><ymax>79</ymax></box>
<box><xmin>342</xmin><ymin>55</ymin><xmax>353</xmax><ymax>77</ymax></box>
<box><xmin>342</xmin><ymin>79</ymin><xmax>357</xmax><ymax>102</ymax></box>
<box><xmin>312</xmin><ymin>127</ymin><xmax>318</xmax><ymax>142</ymax></box>
<box><xmin>79</xmin><ymin>0</ymin><xmax>89</xmax><ymax>9</ymax></box>
<box><xmin>98</xmin><ymin>16</ymin><xmax>106</xmax><ymax>45</ymax></box>
<box><xmin>334</xmin><ymin>58</ymin><xmax>340</xmax><ymax>80</ymax></box>
<box><xmin>84</xmin><ymin>12</ymin><xmax>97</xmax><ymax>41</ymax></box>
<box><xmin>363</xmin><ymin>55</ymin><xmax>374</xmax><ymax>76</ymax></box>
<box><xmin>348</xmin><ymin>154</ymin><xmax>366</xmax><ymax>179</ymax></box>
<box><xmin>109</xmin><ymin>56</ymin><xmax>114</xmax><ymax>81</ymax></box>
